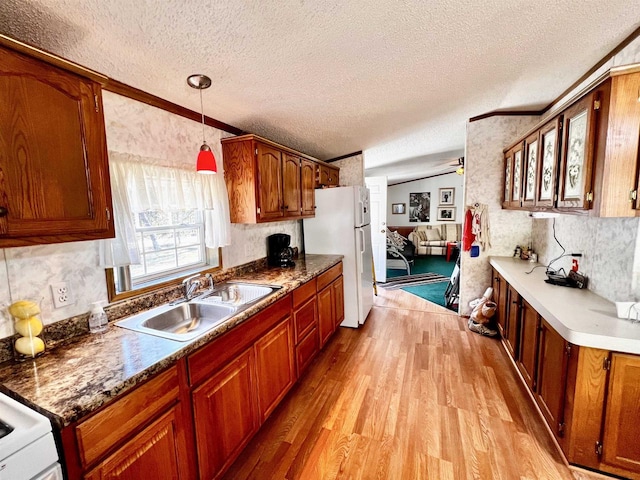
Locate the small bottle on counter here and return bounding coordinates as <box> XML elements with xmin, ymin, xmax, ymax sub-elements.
<box><xmin>88</xmin><ymin>302</ymin><xmax>109</xmax><ymax>334</ymax></box>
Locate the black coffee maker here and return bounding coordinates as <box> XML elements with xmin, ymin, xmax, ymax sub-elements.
<box><xmin>267</xmin><ymin>233</ymin><xmax>295</xmax><ymax>268</ymax></box>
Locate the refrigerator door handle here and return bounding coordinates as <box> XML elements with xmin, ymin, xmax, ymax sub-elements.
<box><xmin>358</xmin><ymin>228</ymin><xmax>365</xmax><ymax>274</ymax></box>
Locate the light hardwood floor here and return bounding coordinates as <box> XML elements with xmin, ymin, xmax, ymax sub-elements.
<box><xmin>223</xmin><ymin>288</ymin><xmax>601</xmax><ymax>480</ymax></box>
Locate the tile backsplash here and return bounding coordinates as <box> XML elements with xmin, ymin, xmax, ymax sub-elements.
<box><xmin>532</xmin><ymin>216</ymin><xmax>640</xmax><ymax>303</ymax></box>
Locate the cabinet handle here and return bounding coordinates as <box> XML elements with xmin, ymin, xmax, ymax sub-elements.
<box><xmin>105</xmin><ymin>208</ymin><xmax>111</xmax><ymax>221</ymax></box>
<box><xmin>0</xmin><ymin>206</ymin><xmax>7</xmax><ymax>217</ymax></box>
<box><xmin>630</xmin><ymin>190</ymin><xmax>637</xmax><ymax>202</ymax></box>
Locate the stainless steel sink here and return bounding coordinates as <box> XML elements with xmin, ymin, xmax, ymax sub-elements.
<box><xmin>115</xmin><ymin>282</ymin><xmax>281</xmax><ymax>342</ymax></box>
<box><xmin>194</xmin><ymin>282</ymin><xmax>279</xmax><ymax>307</ymax></box>
<box><xmin>116</xmin><ymin>302</ymin><xmax>236</xmax><ymax>342</ymax></box>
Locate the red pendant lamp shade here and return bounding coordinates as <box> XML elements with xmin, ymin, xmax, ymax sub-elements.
<box><xmin>187</xmin><ymin>74</ymin><xmax>217</xmax><ymax>174</ymax></box>
<box><xmin>197</xmin><ymin>142</ymin><xmax>217</xmax><ymax>174</ymax></box>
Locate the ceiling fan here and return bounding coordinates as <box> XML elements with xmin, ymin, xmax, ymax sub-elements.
<box><xmin>449</xmin><ymin>157</ymin><xmax>464</xmax><ymax>175</ymax></box>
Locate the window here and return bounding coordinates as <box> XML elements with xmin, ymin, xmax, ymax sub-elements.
<box><xmin>100</xmin><ymin>153</ymin><xmax>230</xmax><ymax>301</ymax></box>
<box><xmin>130</xmin><ymin>209</ymin><xmax>207</xmax><ymax>285</ymax></box>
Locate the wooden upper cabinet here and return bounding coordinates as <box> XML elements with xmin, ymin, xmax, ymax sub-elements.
<box><xmin>257</xmin><ymin>142</ymin><xmax>284</xmax><ymax>221</ymax></box>
<box><xmin>557</xmin><ymin>92</ymin><xmax>598</xmax><ymax>210</ymax></box>
<box><xmin>505</xmin><ymin>142</ymin><xmax>524</xmax><ymax>209</ymax></box>
<box><xmin>522</xmin><ymin>132</ymin><xmax>540</xmax><ymax>208</ymax></box>
<box><xmin>0</xmin><ymin>44</ymin><xmax>113</xmax><ymax>247</ymax></box>
<box><xmin>502</xmin><ymin>150</ymin><xmax>513</xmax><ymax>208</ymax></box>
<box><xmin>300</xmin><ymin>158</ymin><xmax>316</xmax><ymax>216</ymax></box>
<box><xmin>601</xmin><ymin>353</ymin><xmax>640</xmax><ymax>476</ymax></box>
<box><xmin>536</xmin><ymin>117</ymin><xmax>561</xmax><ymax>208</ymax></box>
<box><xmin>221</xmin><ymin>134</ymin><xmax>322</xmax><ymax>223</ymax></box>
<box><xmin>282</xmin><ymin>153</ymin><xmax>301</xmax><ymax>218</ymax></box>
<box><xmin>316</xmin><ymin>164</ymin><xmax>340</xmax><ymax>188</ymax></box>
<box><xmin>501</xmin><ymin>69</ymin><xmax>640</xmax><ymax>217</ymax></box>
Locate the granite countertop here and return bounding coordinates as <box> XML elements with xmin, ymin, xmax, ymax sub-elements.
<box><xmin>490</xmin><ymin>256</ymin><xmax>640</xmax><ymax>354</ymax></box>
<box><xmin>0</xmin><ymin>254</ymin><xmax>342</xmax><ymax>428</ymax></box>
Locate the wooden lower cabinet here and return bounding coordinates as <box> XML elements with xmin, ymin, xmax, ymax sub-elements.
<box><xmin>255</xmin><ymin>317</ymin><xmax>295</xmax><ymax>422</ymax></box>
<box><xmin>63</xmin><ymin>264</ymin><xmax>345</xmax><ymax>480</ymax></box>
<box><xmin>504</xmin><ymin>285</ymin><xmax>520</xmax><ymax>358</ymax></box>
<box><xmin>62</xmin><ymin>363</ymin><xmax>195</xmax><ymax>480</ymax></box>
<box><xmin>535</xmin><ymin>319</ymin><xmax>569</xmax><ymax>439</ymax></box>
<box><xmin>318</xmin><ymin>285</ymin><xmax>335</xmax><ymax>346</ymax></box>
<box><xmin>85</xmin><ymin>407</ymin><xmax>186</xmax><ymax>480</ymax></box>
<box><xmin>293</xmin><ymin>280</ymin><xmax>319</xmax><ymax>376</ymax></box>
<box><xmin>333</xmin><ymin>276</ymin><xmax>345</xmax><ymax>328</ymax></box>
<box><xmin>491</xmin><ymin>269</ymin><xmax>507</xmax><ymax>337</ymax></box>
<box><xmin>192</xmin><ymin>348</ymin><xmax>258</xmax><ymax>480</ymax></box>
<box><xmin>496</xmin><ymin>271</ymin><xmax>640</xmax><ymax>479</ymax></box>
<box><xmin>517</xmin><ymin>299</ymin><xmax>540</xmax><ymax>390</ymax></box>
<box><xmin>601</xmin><ymin>353</ymin><xmax>640</xmax><ymax>476</ymax></box>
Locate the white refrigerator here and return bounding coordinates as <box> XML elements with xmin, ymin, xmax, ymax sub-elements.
<box><xmin>303</xmin><ymin>186</ymin><xmax>374</xmax><ymax>328</ymax></box>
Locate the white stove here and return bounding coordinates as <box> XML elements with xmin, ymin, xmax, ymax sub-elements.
<box><xmin>0</xmin><ymin>392</ymin><xmax>62</xmax><ymax>480</ymax></box>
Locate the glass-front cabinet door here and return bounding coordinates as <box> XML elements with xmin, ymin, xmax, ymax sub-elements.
<box><xmin>522</xmin><ymin>132</ymin><xmax>540</xmax><ymax>208</ymax></box>
<box><xmin>537</xmin><ymin>117</ymin><xmax>561</xmax><ymax>208</ymax></box>
<box><xmin>503</xmin><ymin>149</ymin><xmax>513</xmax><ymax>208</ymax></box>
<box><xmin>558</xmin><ymin>93</ymin><xmax>598</xmax><ymax>209</ymax></box>
<box><xmin>509</xmin><ymin>142</ymin><xmax>525</xmax><ymax>209</ymax></box>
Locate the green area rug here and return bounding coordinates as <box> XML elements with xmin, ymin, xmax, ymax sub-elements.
<box><xmin>386</xmin><ymin>255</ymin><xmax>455</xmax><ymax>307</ymax></box>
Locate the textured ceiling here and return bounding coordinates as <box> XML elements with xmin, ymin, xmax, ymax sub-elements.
<box><xmin>1</xmin><ymin>1</ymin><xmax>638</xmax><ymax>183</ymax></box>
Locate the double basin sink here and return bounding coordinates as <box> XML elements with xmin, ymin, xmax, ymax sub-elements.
<box><xmin>116</xmin><ymin>282</ymin><xmax>281</xmax><ymax>342</ymax></box>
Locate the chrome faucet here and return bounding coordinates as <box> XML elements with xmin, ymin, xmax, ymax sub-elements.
<box><xmin>183</xmin><ymin>274</ymin><xmax>202</xmax><ymax>301</ymax></box>
<box><xmin>205</xmin><ymin>273</ymin><xmax>215</xmax><ymax>291</ymax></box>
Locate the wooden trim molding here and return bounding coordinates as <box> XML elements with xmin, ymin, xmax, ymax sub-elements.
<box><xmin>388</xmin><ymin>170</ymin><xmax>459</xmax><ymax>186</ymax></box>
<box><xmin>469</xmin><ymin>110</ymin><xmax>543</xmax><ymax>123</ymax></box>
<box><xmin>104</xmin><ymin>79</ymin><xmax>245</xmax><ymax>135</ymax></box>
<box><xmin>542</xmin><ymin>24</ymin><xmax>640</xmax><ymax>115</ymax></box>
<box><xmin>471</xmin><ymin>26</ymin><xmax>640</xmax><ymax>123</ymax></box>
<box><xmin>324</xmin><ymin>151</ymin><xmax>363</xmax><ymax>163</ymax></box>
<box><xmin>0</xmin><ymin>33</ymin><xmax>108</xmax><ymax>83</ymax></box>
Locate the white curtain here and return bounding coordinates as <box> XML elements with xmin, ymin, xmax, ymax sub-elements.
<box><xmin>99</xmin><ymin>152</ymin><xmax>231</xmax><ymax>267</ymax></box>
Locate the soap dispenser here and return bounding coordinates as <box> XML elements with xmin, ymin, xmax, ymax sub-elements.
<box><xmin>88</xmin><ymin>301</ymin><xmax>109</xmax><ymax>333</ymax></box>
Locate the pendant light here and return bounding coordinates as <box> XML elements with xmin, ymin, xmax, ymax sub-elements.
<box><xmin>187</xmin><ymin>74</ymin><xmax>217</xmax><ymax>174</ymax></box>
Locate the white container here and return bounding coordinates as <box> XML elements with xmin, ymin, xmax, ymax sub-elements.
<box><xmin>615</xmin><ymin>301</ymin><xmax>640</xmax><ymax>321</ymax></box>
<box><xmin>88</xmin><ymin>302</ymin><xmax>109</xmax><ymax>333</ymax></box>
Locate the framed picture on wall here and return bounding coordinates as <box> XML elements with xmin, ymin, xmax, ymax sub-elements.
<box><xmin>391</xmin><ymin>203</ymin><xmax>406</xmax><ymax>214</ymax></box>
<box><xmin>439</xmin><ymin>187</ymin><xmax>455</xmax><ymax>206</ymax></box>
<box><xmin>409</xmin><ymin>192</ymin><xmax>430</xmax><ymax>222</ymax></box>
<box><xmin>437</xmin><ymin>207</ymin><xmax>456</xmax><ymax>221</ymax></box>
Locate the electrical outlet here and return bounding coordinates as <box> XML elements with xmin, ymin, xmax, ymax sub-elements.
<box><xmin>245</xmin><ymin>244</ymin><xmax>252</xmax><ymax>258</ymax></box>
<box><xmin>50</xmin><ymin>282</ymin><xmax>75</xmax><ymax>308</ymax></box>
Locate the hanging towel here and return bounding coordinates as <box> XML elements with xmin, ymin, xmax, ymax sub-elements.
<box><xmin>462</xmin><ymin>208</ymin><xmax>475</xmax><ymax>251</ymax></box>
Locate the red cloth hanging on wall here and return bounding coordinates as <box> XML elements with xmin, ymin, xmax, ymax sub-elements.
<box><xmin>462</xmin><ymin>208</ymin><xmax>475</xmax><ymax>251</ymax></box>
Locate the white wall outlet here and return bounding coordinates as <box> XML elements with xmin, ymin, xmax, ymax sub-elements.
<box><xmin>50</xmin><ymin>282</ymin><xmax>75</xmax><ymax>308</ymax></box>
<box><xmin>245</xmin><ymin>244</ymin><xmax>252</xmax><ymax>258</ymax></box>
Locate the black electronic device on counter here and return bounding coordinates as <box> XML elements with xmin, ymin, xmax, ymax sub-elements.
<box><xmin>544</xmin><ymin>270</ymin><xmax>588</xmax><ymax>289</ymax></box>
<box><xmin>267</xmin><ymin>233</ymin><xmax>295</xmax><ymax>268</ymax></box>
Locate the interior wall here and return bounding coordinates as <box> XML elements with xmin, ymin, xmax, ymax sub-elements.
<box><xmin>334</xmin><ymin>153</ymin><xmax>365</xmax><ymax>186</ymax></box>
<box><xmin>460</xmin><ymin>115</ymin><xmax>539</xmax><ymax>314</ymax></box>
<box><xmin>386</xmin><ymin>173</ymin><xmax>464</xmax><ymax>227</ymax></box>
<box><xmin>0</xmin><ymin>92</ymin><xmax>301</xmax><ymax>340</ymax></box>
<box><xmin>532</xmin><ymin>217</ymin><xmax>640</xmax><ymax>302</ymax></box>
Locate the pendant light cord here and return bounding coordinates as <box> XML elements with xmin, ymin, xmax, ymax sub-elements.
<box><xmin>199</xmin><ymin>87</ymin><xmax>206</xmax><ymax>143</ymax></box>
